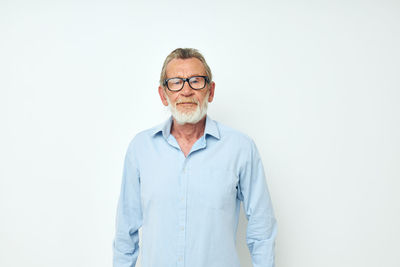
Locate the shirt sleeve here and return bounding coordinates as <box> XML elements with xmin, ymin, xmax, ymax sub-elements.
<box><xmin>113</xmin><ymin>146</ymin><xmax>143</xmax><ymax>267</ymax></box>
<box><xmin>237</xmin><ymin>139</ymin><xmax>277</xmax><ymax>267</ymax></box>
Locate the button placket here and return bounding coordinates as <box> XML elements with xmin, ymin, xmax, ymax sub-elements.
<box><xmin>177</xmin><ymin>158</ymin><xmax>189</xmax><ymax>266</ymax></box>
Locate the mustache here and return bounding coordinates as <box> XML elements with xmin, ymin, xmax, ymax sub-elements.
<box><xmin>176</xmin><ymin>98</ymin><xmax>199</xmax><ymax>104</ymax></box>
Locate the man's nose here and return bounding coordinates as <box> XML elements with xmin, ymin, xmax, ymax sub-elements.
<box><xmin>180</xmin><ymin>81</ymin><xmax>194</xmax><ymax>96</ymax></box>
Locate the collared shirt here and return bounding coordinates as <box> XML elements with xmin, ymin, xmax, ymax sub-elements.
<box><xmin>113</xmin><ymin>115</ymin><xmax>277</xmax><ymax>267</ymax></box>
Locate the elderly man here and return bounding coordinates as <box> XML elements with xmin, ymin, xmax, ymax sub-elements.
<box><xmin>113</xmin><ymin>48</ymin><xmax>277</xmax><ymax>267</ymax></box>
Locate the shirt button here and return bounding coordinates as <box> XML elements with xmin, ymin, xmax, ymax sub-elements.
<box><xmin>178</xmin><ymin>257</ymin><xmax>182</xmax><ymax>261</ymax></box>
<box><xmin>180</xmin><ymin>226</ymin><xmax>184</xmax><ymax>231</ymax></box>
<box><xmin>180</xmin><ymin>197</ymin><xmax>184</xmax><ymax>201</ymax></box>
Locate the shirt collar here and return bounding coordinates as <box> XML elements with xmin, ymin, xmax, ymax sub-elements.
<box><xmin>151</xmin><ymin>115</ymin><xmax>220</xmax><ymax>140</ymax></box>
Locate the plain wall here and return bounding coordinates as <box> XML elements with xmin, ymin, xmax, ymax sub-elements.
<box><xmin>1</xmin><ymin>0</ymin><xmax>399</xmax><ymax>266</ymax></box>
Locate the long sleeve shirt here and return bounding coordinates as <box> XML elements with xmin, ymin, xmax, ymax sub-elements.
<box><xmin>113</xmin><ymin>115</ymin><xmax>277</xmax><ymax>267</ymax></box>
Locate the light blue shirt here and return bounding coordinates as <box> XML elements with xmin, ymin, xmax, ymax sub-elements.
<box><xmin>113</xmin><ymin>115</ymin><xmax>277</xmax><ymax>267</ymax></box>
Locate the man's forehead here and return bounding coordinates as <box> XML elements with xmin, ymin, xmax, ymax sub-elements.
<box><xmin>166</xmin><ymin>58</ymin><xmax>206</xmax><ymax>77</ymax></box>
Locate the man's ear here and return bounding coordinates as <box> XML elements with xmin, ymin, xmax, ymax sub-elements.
<box><xmin>158</xmin><ymin>86</ymin><xmax>169</xmax><ymax>106</ymax></box>
<box><xmin>208</xmin><ymin>81</ymin><xmax>215</xmax><ymax>103</ymax></box>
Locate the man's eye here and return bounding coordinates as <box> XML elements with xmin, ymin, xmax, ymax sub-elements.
<box><xmin>169</xmin><ymin>79</ymin><xmax>182</xmax><ymax>85</ymax></box>
<box><xmin>190</xmin><ymin>77</ymin><xmax>202</xmax><ymax>83</ymax></box>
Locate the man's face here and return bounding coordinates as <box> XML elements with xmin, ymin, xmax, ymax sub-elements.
<box><xmin>158</xmin><ymin>58</ymin><xmax>215</xmax><ymax>125</ymax></box>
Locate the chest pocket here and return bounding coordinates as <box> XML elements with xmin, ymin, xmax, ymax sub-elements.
<box><xmin>191</xmin><ymin>169</ymin><xmax>238</xmax><ymax>210</ymax></box>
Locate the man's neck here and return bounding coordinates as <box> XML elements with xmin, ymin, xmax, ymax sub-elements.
<box><xmin>170</xmin><ymin>116</ymin><xmax>206</xmax><ymax>143</ymax></box>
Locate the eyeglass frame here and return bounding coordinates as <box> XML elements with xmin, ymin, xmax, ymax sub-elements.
<box><xmin>163</xmin><ymin>75</ymin><xmax>210</xmax><ymax>92</ymax></box>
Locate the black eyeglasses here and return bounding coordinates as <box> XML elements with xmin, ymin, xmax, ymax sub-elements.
<box><xmin>163</xmin><ymin>76</ymin><xmax>210</xmax><ymax>92</ymax></box>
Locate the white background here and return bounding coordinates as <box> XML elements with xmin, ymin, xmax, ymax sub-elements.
<box><xmin>1</xmin><ymin>0</ymin><xmax>399</xmax><ymax>266</ymax></box>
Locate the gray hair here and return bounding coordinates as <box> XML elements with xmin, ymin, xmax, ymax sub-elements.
<box><xmin>159</xmin><ymin>48</ymin><xmax>213</xmax><ymax>87</ymax></box>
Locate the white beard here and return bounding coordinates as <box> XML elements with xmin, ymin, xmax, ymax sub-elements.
<box><xmin>166</xmin><ymin>91</ymin><xmax>209</xmax><ymax>125</ymax></box>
